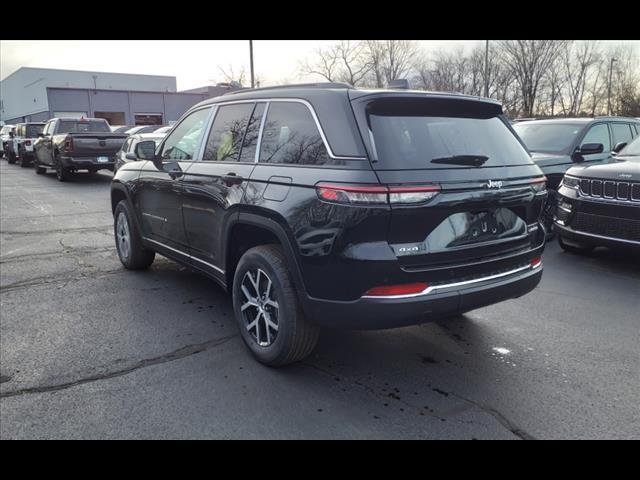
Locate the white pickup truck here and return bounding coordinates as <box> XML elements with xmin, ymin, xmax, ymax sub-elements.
<box><xmin>7</xmin><ymin>123</ymin><xmax>46</xmax><ymax>167</ymax></box>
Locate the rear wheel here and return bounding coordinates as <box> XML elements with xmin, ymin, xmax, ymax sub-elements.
<box><xmin>19</xmin><ymin>151</ymin><xmax>29</xmax><ymax>168</ymax></box>
<box><xmin>55</xmin><ymin>155</ymin><xmax>70</xmax><ymax>182</ymax></box>
<box><xmin>7</xmin><ymin>151</ymin><xmax>16</xmax><ymax>164</ymax></box>
<box><xmin>232</xmin><ymin>245</ymin><xmax>319</xmax><ymax>367</ymax></box>
<box><xmin>35</xmin><ymin>162</ymin><xmax>46</xmax><ymax>174</ymax></box>
<box><xmin>558</xmin><ymin>234</ymin><xmax>594</xmax><ymax>254</ymax></box>
<box><xmin>114</xmin><ymin>200</ymin><xmax>155</xmax><ymax>270</ymax></box>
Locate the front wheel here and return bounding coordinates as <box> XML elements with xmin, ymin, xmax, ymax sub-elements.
<box><xmin>114</xmin><ymin>200</ymin><xmax>155</xmax><ymax>270</ymax></box>
<box><xmin>232</xmin><ymin>245</ymin><xmax>319</xmax><ymax>367</ymax></box>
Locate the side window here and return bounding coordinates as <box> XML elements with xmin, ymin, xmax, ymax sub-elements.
<box><xmin>611</xmin><ymin>123</ymin><xmax>634</xmax><ymax>147</ymax></box>
<box><xmin>202</xmin><ymin>103</ymin><xmax>254</xmax><ymax>162</ymax></box>
<box><xmin>581</xmin><ymin>124</ymin><xmax>610</xmax><ymax>152</ymax></box>
<box><xmin>259</xmin><ymin>102</ymin><xmax>329</xmax><ymax>165</ymax></box>
<box><xmin>160</xmin><ymin>107</ymin><xmax>211</xmax><ymax>161</ymax></box>
<box><xmin>121</xmin><ymin>138</ymin><xmax>132</xmax><ymax>152</ymax></box>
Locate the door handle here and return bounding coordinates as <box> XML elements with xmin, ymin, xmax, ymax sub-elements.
<box><xmin>222</xmin><ymin>172</ymin><xmax>243</xmax><ymax>186</ymax></box>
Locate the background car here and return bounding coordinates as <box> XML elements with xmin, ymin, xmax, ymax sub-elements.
<box><xmin>1</xmin><ymin>124</ymin><xmax>16</xmax><ymax>159</ymax></box>
<box><xmin>110</xmin><ymin>125</ymin><xmax>132</xmax><ymax>133</ymax></box>
<box><xmin>12</xmin><ymin>122</ymin><xmax>46</xmax><ymax>167</ymax></box>
<box><xmin>554</xmin><ymin>135</ymin><xmax>640</xmax><ymax>253</ymax></box>
<box><xmin>513</xmin><ymin>117</ymin><xmax>640</xmax><ymax>235</ymax></box>
<box><xmin>114</xmin><ymin>132</ymin><xmax>166</xmax><ymax>172</ymax></box>
<box><xmin>124</xmin><ymin>125</ymin><xmax>165</xmax><ymax>135</ymax></box>
<box><xmin>153</xmin><ymin>125</ymin><xmax>173</xmax><ymax>134</ymax></box>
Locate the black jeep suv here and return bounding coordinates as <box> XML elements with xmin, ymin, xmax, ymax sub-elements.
<box><xmin>110</xmin><ymin>83</ymin><xmax>547</xmax><ymax>366</ymax></box>
<box><xmin>555</xmin><ymin>135</ymin><xmax>640</xmax><ymax>252</ymax></box>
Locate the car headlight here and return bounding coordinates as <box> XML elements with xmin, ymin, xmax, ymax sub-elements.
<box><xmin>562</xmin><ymin>175</ymin><xmax>579</xmax><ymax>189</ymax></box>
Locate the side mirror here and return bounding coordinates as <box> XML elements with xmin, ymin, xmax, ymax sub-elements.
<box><xmin>578</xmin><ymin>143</ymin><xmax>604</xmax><ymax>155</ymax></box>
<box><xmin>612</xmin><ymin>141</ymin><xmax>627</xmax><ymax>154</ymax></box>
<box><xmin>125</xmin><ymin>152</ymin><xmax>138</xmax><ymax>161</ymax></box>
<box><xmin>134</xmin><ymin>140</ymin><xmax>157</xmax><ymax>161</ymax></box>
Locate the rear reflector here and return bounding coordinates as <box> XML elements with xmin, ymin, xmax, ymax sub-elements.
<box><xmin>530</xmin><ymin>257</ymin><xmax>542</xmax><ymax>268</ymax></box>
<box><xmin>25</xmin><ymin>140</ymin><xmax>31</xmax><ymax>146</ymax></box>
<box><xmin>64</xmin><ymin>137</ymin><xmax>74</xmax><ymax>151</ymax></box>
<box><xmin>316</xmin><ymin>183</ymin><xmax>440</xmax><ymax>206</ymax></box>
<box><xmin>364</xmin><ymin>282</ymin><xmax>428</xmax><ymax>297</ymax></box>
<box><xmin>531</xmin><ymin>176</ymin><xmax>547</xmax><ymax>193</ymax></box>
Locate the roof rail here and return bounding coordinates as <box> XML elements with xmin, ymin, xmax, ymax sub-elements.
<box><xmin>223</xmin><ymin>82</ymin><xmax>354</xmax><ymax>96</ymax></box>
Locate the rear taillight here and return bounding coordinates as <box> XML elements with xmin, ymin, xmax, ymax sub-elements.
<box><xmin>531</xmin><ymin>176</ymin><xmax>547</xmax><ymax>193</ymax></box>
<box><xmin>364</xmin><ymin>282</ymin><xmax>429</xmax><ymax>297</ymax></box>
<box><xmin>316</xmin><ymin>183</ymin><xmax>440</xmax><ymax>206</ymax></box>
<box><xmin>64</xmin><ymin>137</ymin><xmax>74</xmax><ymax>152</ymax></box>
<box><xmin>25</xmin><ymin>140</ymin><xmax>31</xmax><ymax>146</ymax></box>
<box><xmin>530</xmin><ymin>256</ymin><xmax>542</xmax><ymax>268</ymax></box>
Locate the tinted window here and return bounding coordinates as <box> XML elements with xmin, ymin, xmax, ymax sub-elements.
<box><xmin>259</xmin><ymin>102</ymin><xmax>329</xmax><ymax>165</ymax></box>
<box><xmin>619</xmin><ymin>136</ymin><xmax>640</xmax><ymax>158</ymax></box>
<box><xmin>238</xmin><ymin>103</ymin><xmax>265</xmax><ymax>163</ymax></box>
<box><xmin>610</xmin><ymin>123</ymin><xmax>633</xmax><ymax>147</ymax></box>
<box><xmin>581</xmin><ymin>124</ymin><xmax>610</xmax><ymax>152</ymax></box>
<box><xmin>371</xmin><ymin>114</ymin><xmax>531</xmax><ymax>169</ymax></box>
<box><xmin>161</xmin><ymin>108</ymin><xmax>211</xmax><ymax>161</ymax></box>
<box><xmin>26</xmin><ymin>124</ymin><xmax>44</xmax><ymax>137</ymax></box>
<box><xmin>513</xmin><ymin>123</ymin><xmax>583</xmax><ymax>154</ymax></box>
<box><xmin>58</xmin><ymin>120</ymin><xmax>110</xmax><ymax>133</ymax></box>
<box><xmin>203</xmin><ymin>103</ymin><xmax>254</xmax><ymax>162</ymax></box>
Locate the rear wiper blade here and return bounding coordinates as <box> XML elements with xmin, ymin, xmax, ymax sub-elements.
<box><xmin>431</xmin><ymin>155</ymin><xmax>489</xmax><ymax>167</ymax></box>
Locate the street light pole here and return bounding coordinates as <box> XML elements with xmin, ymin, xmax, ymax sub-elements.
<box><xmin>249</xmin><ymin>40</ymin><xmax>255</xmax><ymax>89</ymax></box>
<box><xmin>484</xmin><ymin>40</ymin><xmax>489</xmax><ymax>98</ymax></box>
<box><xmin>607</xmin><ymin>57</ymin><xmax>617</xmax><ymax>115</ymax></box>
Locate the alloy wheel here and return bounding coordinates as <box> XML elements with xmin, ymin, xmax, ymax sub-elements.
<box><xmin>240</xmin><ymin>268</ymin><xmax>279</xmax><ymax>347</ymax></box>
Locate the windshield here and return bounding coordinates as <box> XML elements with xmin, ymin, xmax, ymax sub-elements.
<box><xmin>513</xmin><ymin>123</ymin><xmax>583</xmax><ymax>154</ymax></box>
<box><xmin>369</xmin><ymin>114</ymin><xmax>531</xmax><ymax>169</ymax></box>
<box><xmin>619</xmin><ymin>136</ymin><xmax>640</xmax><ymax>158</ymax></box>
<box><xmin>58</xmin><ymin>120</ymin><xmax>110</xmax><ymax>133</ymax></box>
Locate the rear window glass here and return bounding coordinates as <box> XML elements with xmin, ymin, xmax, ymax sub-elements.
<box><xmin>513</xmin><ymin>123</ymin><xmax>582</xmax><ymax>154</ymax></box>
<box><xmin>370</xmin><ymin>114</ymin><xmax>531</xmax><ymax>170</ymax></box>
<box><xmin>58</xmin><ymin>120</ymin><xmax>110</xmax><ymax>133</ymax></box>
<box><xmin>26</xmin><ymin>125</ymin><xmax>44</xmax><ymax>137</ymax></box>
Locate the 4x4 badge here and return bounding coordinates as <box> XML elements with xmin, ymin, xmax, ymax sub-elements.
<box><xmin>486</xmin><ymin>180</ymin><xmax>503</xmax><ymax>189</ymax></box>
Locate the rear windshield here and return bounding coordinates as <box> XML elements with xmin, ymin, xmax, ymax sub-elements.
<box><xmin>369</xmin><ymin>113</ymin><xmax>531</xmax><ymax>170</ymax></box>
<box><xmin>26</xmin><ymin>125</ymin><xmax>44</xmax><ymax>137</ymax></box>
<box><xmin>513</xmin><ymin>123</ymin><xmax>583</xmax><ymax>154</ymax></box>
<box><xmin>58</xmin><ymin>120</ymin><xmax>110</xmax><ymax>134</ymax></box>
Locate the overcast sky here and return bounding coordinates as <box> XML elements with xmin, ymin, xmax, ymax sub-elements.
<box><xmin>2</xmin><ymin>40</ymin><xmax>638</xmax><ymax>90</ymax></box>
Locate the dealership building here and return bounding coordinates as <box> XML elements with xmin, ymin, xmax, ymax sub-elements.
<box><xmin>0</xmin><ymin>67</ymin><xmax>238</xmax><ymax>126</ymax></box>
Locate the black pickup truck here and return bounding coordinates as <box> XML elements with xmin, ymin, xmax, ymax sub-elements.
<box><xmin>33</xmin><ymin>117</ymin><xmax>127</xmax><ymax>181</ymax></box>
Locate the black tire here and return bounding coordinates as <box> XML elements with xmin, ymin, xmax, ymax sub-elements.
<box><xmin>113</xmin><ymin>200</ymin><xmax>155</xmax><ymax>270</ymax></box>
<box><xmin>19</xmin><ymin>152</ymin><xmax>29</xmax><ymax>168</ymax></box>
<box><xmin>35</xmin><ymin>162</ymin><xmax>46</xmax><ymax>174</ymax></box>
<box><xmin>558</xmin><ymin>234</ymin><xmax>594</xmax><ymax>254</ymax></box>
<box><xmin>232</xmin><ymin>245</ymin><xmax>319</xmax><ymax>367</ymax></box>
<box><xmin>7</xmin><ymin>151</ymin><xmax>16</xmax><ymax>164</ymax></box>
<box><xmin>55</xmin><ymin>155</ymin><xmax>70</xmax><ymax>182</ymax></box>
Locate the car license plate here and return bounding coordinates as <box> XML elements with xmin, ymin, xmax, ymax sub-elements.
<box><xmin>97</xmin><ymin>156</ymin><xmax>109</xmax><ymax>163</ymax></box>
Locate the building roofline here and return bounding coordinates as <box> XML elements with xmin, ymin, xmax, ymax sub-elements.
<box><xmin>45</xmin><ymin>86</ymin><xmax>205</xmax><ymax>97</ymax></box>
<box><xmin>1</xmin><ymin>66</ymin><xmax>177</xmax><ymax>83</ymax></box>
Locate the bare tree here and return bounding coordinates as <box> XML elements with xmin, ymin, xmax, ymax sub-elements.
<box><xmin>217</xmin><ymin>64</ymin><xmax>246</xmax><ymax>87</ymax></box>
<box><xmin>497</xmin><ymin>40</ymin><xmax>569</xmax><ymax>117</ymax></box>
<box><xmin>300</xmin><ymin>41</ymin><xmax>371</xmax><ymax>86</ymax></box>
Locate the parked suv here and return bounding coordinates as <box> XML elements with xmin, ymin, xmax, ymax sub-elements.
<box><xmin>513</xmin><ymin>117</ymin><xmax>640</xmax><ymax>234</ymax></box>
<box><xmin>1</xmin><ymin>125</ymin><xmax>16</xmax><ymax>159</ymax></box>
<box><xmin>11</xmin><ymin>122</ymin><xmax>46</xmax><ymax>167</ymax></box>
<box><xmin>555</xmin><ymin>135</ymin><xmax>640</xmax><ymax>252</ymax></box>
<box><xmin>111</xmin><ymin>83</ymin><xmax>547</xmax><ymax>366</ymax></box>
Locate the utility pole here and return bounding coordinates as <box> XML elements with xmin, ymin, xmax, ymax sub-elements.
<box><xmin>607</xmin><ymin>57</ymin><xmax>617</xmax><ymax>115</ymax></box>
<box><xmin>249</xmin><ymin>40</ymin><xmax>255</xmax><ymax>89</ymax></box>
<box><xmin>484</xmin><ymin>40</ymin><xmax>489</xmax><ymax>98</ymax></box>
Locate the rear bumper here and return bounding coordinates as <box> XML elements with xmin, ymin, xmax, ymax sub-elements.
<box><xmin>60</xmin><ymin>155</ymin><xmax>115</xmax><ymax>170</ymax></box>
<box><xmin>303</xmin><ymin>262</ymin><xmax>543</xmax><ymax>329</ymax></box>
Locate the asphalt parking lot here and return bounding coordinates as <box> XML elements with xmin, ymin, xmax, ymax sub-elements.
<box><xmin>0</xmin><ymin>160</ymin><xmax>638</xmax><ymax>440</ymax></box>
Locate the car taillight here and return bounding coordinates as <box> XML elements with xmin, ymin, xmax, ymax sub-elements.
<box><xmin>65</xmin><ymin>138</ymin><xmax>74</xmax><ymax>151</ymax></box>
<box><xmin>316</xmin><ymin>183</ymin><xmax>440</xmax><ymax>206</ymax></box>
<box><xmin>364</xmin><ymin>282</ymin><xmax>429</xmax><ymax>297</ymax></box>
<box><xmin>530</xmin><ymin>256</ymin><xmax>542</xmax><ymax>268</ymax></box>
<box><xmin>531</xmin><ymin>176</ymin><xmax>547</xmax><ymax>193</ymax></box>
